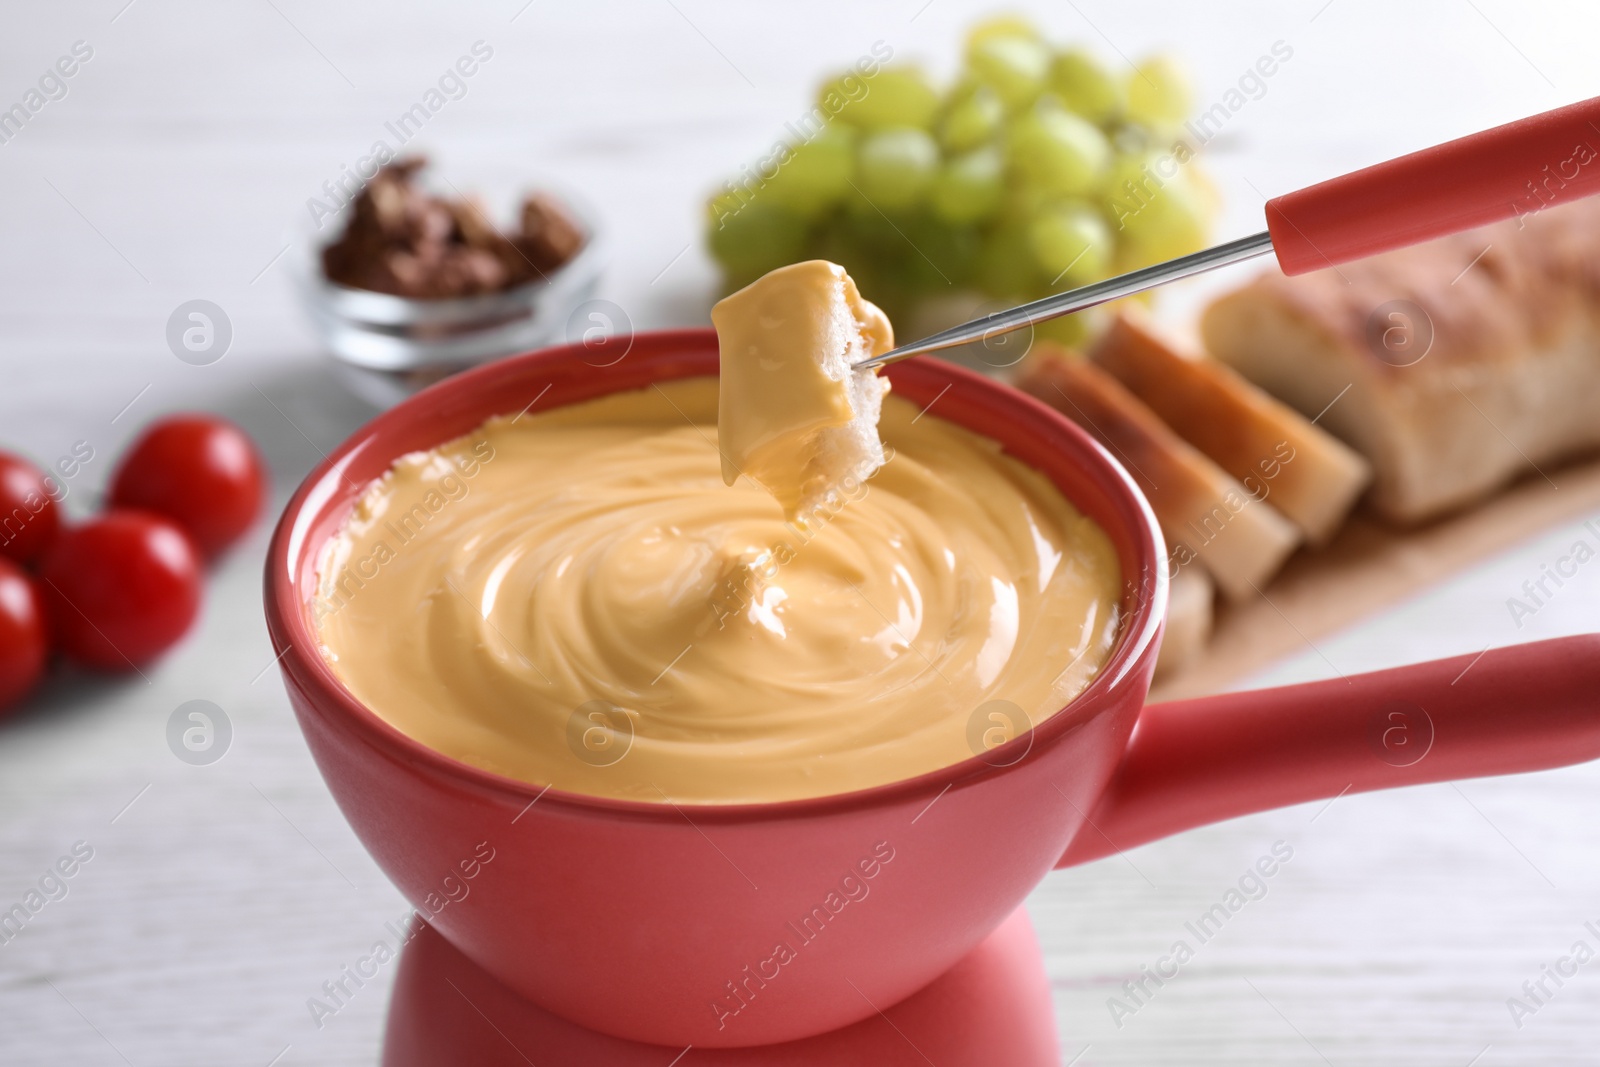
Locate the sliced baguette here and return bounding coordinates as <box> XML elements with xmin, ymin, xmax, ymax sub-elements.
<box><xmin>1018</xmin><ymin>348</ymin><xmax>1301</xmax><ymax>601</ymax></box>
<box><xmin>1092</xmin><ymin>309</ymin><xmax>1371</xmax><ymax>545</ymax></box>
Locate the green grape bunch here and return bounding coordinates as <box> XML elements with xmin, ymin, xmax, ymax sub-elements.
<box><xmin>705</xmin><ymin>16</ymin><xmax>1217</xmax><ymax>347</ymax></box>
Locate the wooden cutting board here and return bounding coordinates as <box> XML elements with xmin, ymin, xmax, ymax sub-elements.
<box><xmin>1147</xmin><ymin>454</ymin><xmax>1600</xmax><ymax>702</ymax></box>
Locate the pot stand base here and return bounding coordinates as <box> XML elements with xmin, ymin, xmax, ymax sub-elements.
<box><xmin>381</xmin><ymin>906</ymin><xmax>1059</xmax><ymax>1066</ymax></box>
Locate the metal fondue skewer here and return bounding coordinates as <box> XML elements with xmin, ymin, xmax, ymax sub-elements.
<box><xmin>855</xmin><ymin>95</ymin><xmax>1600</xmax><ymax>370</ymax></box>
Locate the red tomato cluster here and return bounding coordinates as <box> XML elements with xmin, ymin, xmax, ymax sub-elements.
<box><xmin>0</xmin><ymin>415</ymin><xmax>264</xmax><ymax>714</ymax></box>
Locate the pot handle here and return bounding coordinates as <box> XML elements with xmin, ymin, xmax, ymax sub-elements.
<box><xmin>1057</xmin><ymin>634</ymin><xmax>1600</xmax><ymax>867</ymax></box>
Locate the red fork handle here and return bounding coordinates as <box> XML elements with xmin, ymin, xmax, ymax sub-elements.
<box><xmin>1267</xmin><ymin>96</ymin><xmax>1600</xmax><ymax>275</ymax></box>
<box><xmin>1059</xmin><ymin>634</ymin><xmax>1600</xmax><ymax>867</ymax></box>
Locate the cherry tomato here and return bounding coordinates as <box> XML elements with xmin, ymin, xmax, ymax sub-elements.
<box><xmin>0</xmin><ymin>557</ymin><xmax>48</xmax><ymax>712</ymax></box>
<box><xmin>39</xmin><ymin>511</ymin><xmax>202</xmax><ymax>671</ymax></box>
<box><xmin>109</xmin><ymin>415</ymin><xmax>265</xmax><ymax>560</ymax></box>
<box><xmin>0</xmin><ymin>451</ymin><xmax>62</xmax><ymax>565</ymax></box>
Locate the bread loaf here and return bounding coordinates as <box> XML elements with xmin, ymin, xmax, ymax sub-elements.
<box><xmin>1201</xmin><ymin>199</ymin><xmax>1600</xmax><ymax>524</ymax></box>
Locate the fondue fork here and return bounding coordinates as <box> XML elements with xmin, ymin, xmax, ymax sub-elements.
<box><xmin>855</xmin><ymin>95</ymin><xmax>1600</xmax><ymax>370</ymax></box>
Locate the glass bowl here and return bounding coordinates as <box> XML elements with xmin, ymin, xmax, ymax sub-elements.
<box><xmin>295</xmin><ymin>185</ymin><xmax>605</xmax><ymax>406</ymax></box>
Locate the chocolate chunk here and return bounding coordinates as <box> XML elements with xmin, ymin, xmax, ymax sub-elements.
<box><xmin>519</xmin><ymin>192</ymin><xmax>586</xmax><ymax>271</ymax></box>
<box><xmin>321</xmin><ymin>158</ymin><xmax>586</xmax><ymax>299</ymax></box>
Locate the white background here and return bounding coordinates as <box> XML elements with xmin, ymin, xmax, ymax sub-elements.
<box><xmin>1</xmin><ymin>1</ymin><xmax>1598</xmax><ymax>1063</ymax></box>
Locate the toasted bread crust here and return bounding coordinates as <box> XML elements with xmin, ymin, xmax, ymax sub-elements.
<box><xmin>1019</xmin><ymin>349</ymin><xmax>1300</xmax><ymax>600</ymax></box>
<box><xmin>1092</xmin><ymin>309</ymin><xmax>1371</xmax><ymax>544</ymax></box>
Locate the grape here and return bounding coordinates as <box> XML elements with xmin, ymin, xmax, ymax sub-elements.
<box><xmin>1102</xmin><ymin>150</ymin><xmax>1199</xmax><ymax>239</ymax></box>
<box><xmin>1105</xmin><ymin>163</ymin><xmax>1207</xmax><ymax>268</ymax></box>
<box><xmin>931</xmin><ymin>146</ymin><xmax>1004</xmax><ymax>225</ymax></box>
<box><xmin>998</xmin><ymin>179</ymin><xmax>1052</xmax><ymax>227</ymax></box>
<box><xmin>902</xmin><ymin>218</ymin><xmax>979</xmax><ymax>290</ymax></box>
<box><xmin>1102</xmin><ymin>150</ymin><xmax>1163</xmax><ymax>223</ymax></box>
<box><xmin>814</xmin><ymin>217</ymin><xmax>909</xmax><ymax>319</ymax></box>
<box><xmin>967</xmin><ymin>36</ymin><xmax>1049</xmax><ymax>110</ymax></box>
<box><xmin>965</xmin><ymin>14</ymin><xmax>1042</xmax><ymax>49</ymax></box>
<box><xmin>827</xmin><ymin>66</ymin><xmax>940</xmax><ymax>130</ymax></box>
<box><xmin>938</xmin><ymin>84</ymin><xmax>1004</xmax><ymax>153</ymax></box>
<box><xmin>763</xmin><ymin>123</ymin><xmax>856</xmax><ymax>217</ymax></box>
<box><xmin>707</xmin><ymin>199</ymin><xmax>809</xmax><ymax>287</ymax></box>
<box><xmin>1028</xmin><ymin>201</ymin><xmax>1113</xmax><ymax>287</ymax></box>
<box><xmin>814</xmin><ymin>217</ymin><xmax>885</xmax><ymax>283</ymax></box>
<box><xmin>706</xmin><ymin>188</ymin><xmax>745</xmax><ymax>231</ymax></box>
<box><xmin>1006</xmin><ymin>104</ymin><xmax>1110</xmax><ymax>197</ymax></box>
<box><xmin>975</xmin><ymin>221</ymin><xmax>1042</xmax><ymax>299</ymax></box>
<box><xmin>1126</xmin><ymin>54</ymin><xmax>1192</xmax><ymax>128</ymax></box>
<box><xmin>855</xmin><ymin>127</ymin><xmax>940</xmax><ymax>212</ymax></box>
<box><xmin>705</xmin><ymin>26</ymin><xmax>1213</xmax><ymax>332</ymax></box>
<box><xmin>1049</xmin><ymin>47</ymin><xmax>1124</xmax><ymax>124</ymax></box>
<box><xmin>842</xmin><ymin>186</ymin><xmax>907</xmax><ymax>243</ymax></box>
<box><xmin>838</xmin><ymin>186</ymin><xmax>939</xmax><ymax>304</ymax></box>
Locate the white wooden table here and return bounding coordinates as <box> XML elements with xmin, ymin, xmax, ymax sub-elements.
<box><xmin>2</xmin><ymin>2</ymin><xmax>1597</xmax><ymax>1063</ymax></box>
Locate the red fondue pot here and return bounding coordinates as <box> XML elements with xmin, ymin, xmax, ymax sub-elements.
<box><xmin>266</xmin><ymin>329</ymin><xmax>1600</xmax><ymax>1047</ymax></box>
